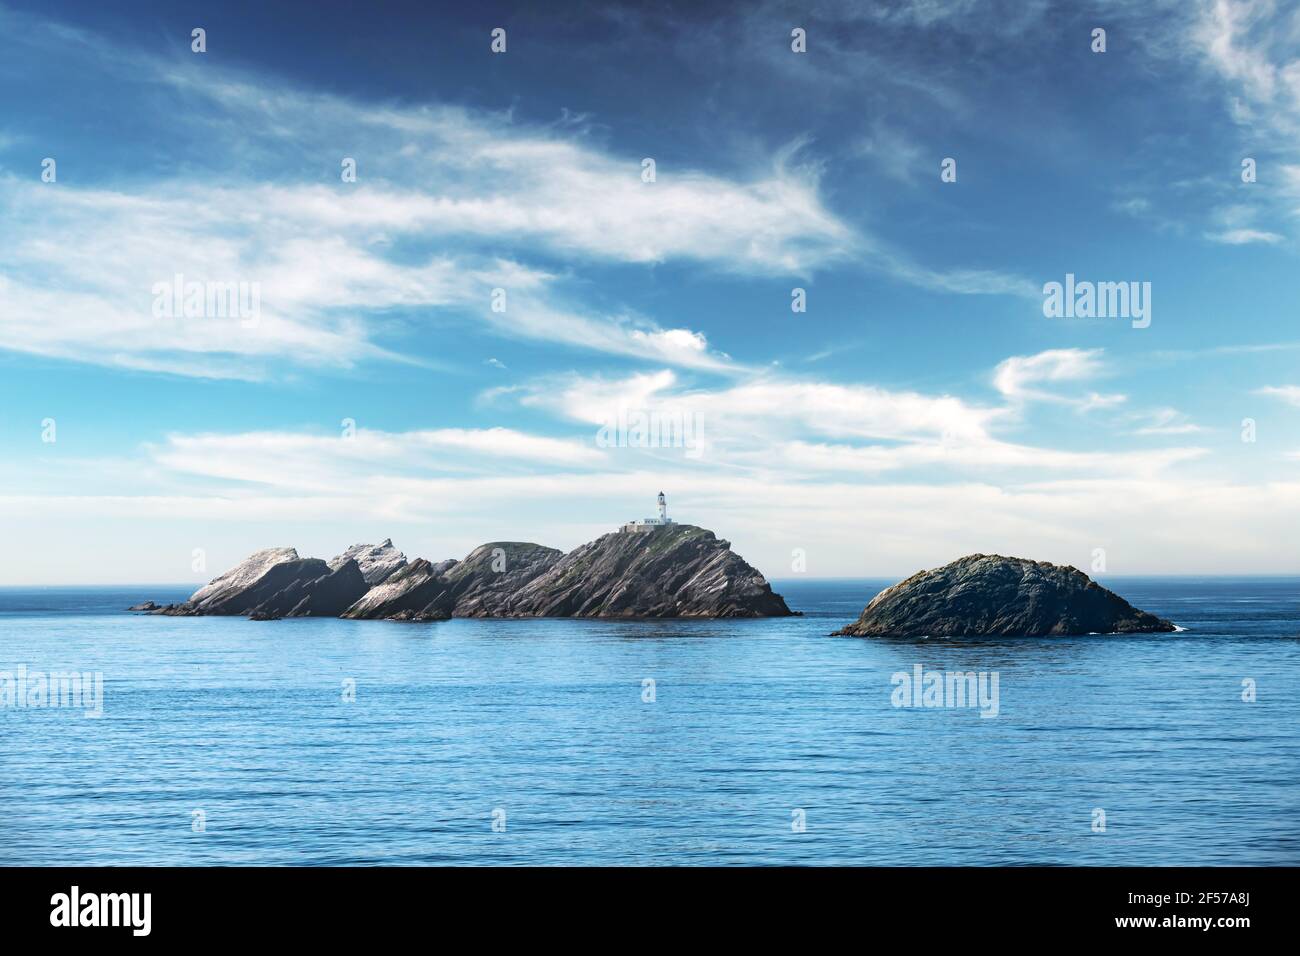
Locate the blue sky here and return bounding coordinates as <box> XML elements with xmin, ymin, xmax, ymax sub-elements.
<box><xmin>2</xmin><ymin>0</ymin><xmax>1299</xmax><ymax>584</ymax></box>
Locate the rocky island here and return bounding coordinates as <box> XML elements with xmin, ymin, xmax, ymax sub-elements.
<box><xmin>833</xmin><ymin>554</ymin><xmax>1176</xmax><ymax>637</ymax></box>
<box><xmin>134</xmin><ymin>497</ymin><xmax>793</xmax><ymax>621</ymax></box>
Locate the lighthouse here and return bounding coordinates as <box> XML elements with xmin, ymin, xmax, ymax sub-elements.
<box><xmin>621</xmin><ymin>492</ymin><xmax>675</xmax><ymax>533</ymax></box>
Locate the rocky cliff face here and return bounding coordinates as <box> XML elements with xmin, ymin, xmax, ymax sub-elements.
<box><xmin>137</xmin><ymin>525</ymin><xmax>791</xmax><ymax>621</ymax></box>
<box><xmin>156</xmin><ymin>551</ymin><xmax>371</xmax><ymax>619</ymax></box>
<box><xmin>186</xmin><ymin>547</ymin><xmax>299</xmax><ymax>609</ymax></box>
<box><xmin>833</xmin><ymin>554</ymin><xmax>1176</xmax><ymax>637</ymax></box>
<box><xmin>341</xmin><ymin>528</ymin><xmax>790</xmax><ymax>619</ymax></box>
<box><xmin>338</xmin><ymin>557</ymin><xmax>462</xmax><ymax>620</ymax></box>
<box><xmin>255</xmin><ymin>559</ymin><xmax>370</xmax><ymax>618</ymax></box>
<box><xmin>329</xmin><ymin>539</ymin><xmax>406</xmax><ymax>586</ymax></box>
<box><xmin>499</xmin><ymin>525</ymin><xmax>791</xmax><ymax>617</ymax></box>
<box><xmin>428</xmin><ymin>542</ymin><xmax>565</xmax><ymax>617</ymax></box>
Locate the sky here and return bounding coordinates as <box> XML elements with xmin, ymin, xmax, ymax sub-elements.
<box><xmin>1</xmin><ymin>0</ymin><xmax>1299</xmax><ymax>585</ymax></box>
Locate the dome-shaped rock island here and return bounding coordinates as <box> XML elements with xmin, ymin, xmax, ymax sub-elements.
<box><xmin>833</xmin><ymin>554</ymin><xmax>1176</xmax><ymax>637</ymax></box>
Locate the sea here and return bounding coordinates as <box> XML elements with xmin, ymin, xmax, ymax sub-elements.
<box><xmin>1</xmin><ymin>578</ymin><xmax>1297</xmax><ymax>866</ymax></box>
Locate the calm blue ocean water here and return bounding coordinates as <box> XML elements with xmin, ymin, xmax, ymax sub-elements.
<box><xmin>1</xmin><ymin>578</ymin><xmax>1297</xmax><ymax>866</ymax></box>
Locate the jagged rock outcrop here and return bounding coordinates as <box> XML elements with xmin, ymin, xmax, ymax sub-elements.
<box><xmin>134</xmin><ymin>524</ymin><xmax>792</xmax><ymax>621</ymax></box>
<box><xmin>188</xmin><ymin>547</ymin><xmax>299</xmax><ymax>609</ymax></box>
<box><xmin>833</xmin><ymin>554</ymin><xmax>1176</xmax><ymax>637</ymax></box>
<box><xmin>338</xmin><ymin>557</ymin><xmax>461</xmax><ymax>621</ymax></box>
<box><xmin>144</xmin><ymin>550</ymin><xmax>369</xmax><ymax>618</ymax></box>
<box><xmin>329</xmin><ymin>539</ymin><xmax>407</xmax><ymax>586</ymax></box>
<box><xmin>499</xmin><ymin>525</ymin><xmax>792</xmax><ymax>617</ymax></box>
<box><xmin>341</xmin><ymin>529</ymin><xmax>790</xmax><ymax>619</ymax></box>
<box><xmin>431</xmin><ymin>542</ymin><xmax>566</xmax><ymax>617</ymax></box>
<box><xmin>340</xmin><ymin>542</ymin><xmax>565</xmax><ymax>619</ymax></box>
<box><xmin>254</xmin><ymin>559</ymin><xmax>370</xmax><ymax>618</ymax></box>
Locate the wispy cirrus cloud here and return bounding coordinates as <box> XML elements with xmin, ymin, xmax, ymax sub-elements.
<box><xmin>179</xmin><ymin>82</ymin><xmax>855</xmax><ymax>275</ymax></box>
<box><xmin>0</xmin><ymin>170</ymin><xmax>744</xmax><ymax>377</ymax></box>
<box><xmin>0</xmin><ymin>2</ymin><xmax>1066</xmax><ymax>384</ymax></box>
<box><xmin>0</xmin><ymin>18</ymin><xmax>852</xmax><ymax>379</ymax></box>
<box><xmin>1189</xmin><ymin>0</ymin><xmax>1300</xmax><ymax>117</ymax></box>
<box><xmin>1183</xmin><ymin>0</ymin><xmax>1300</xmax><ymax>237</ymax></box>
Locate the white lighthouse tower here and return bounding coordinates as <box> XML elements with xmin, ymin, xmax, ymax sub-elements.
<box><xmin>622</xmin><ymin>492</ymin><xmax>674</xmax><ymax>533</ymax></box>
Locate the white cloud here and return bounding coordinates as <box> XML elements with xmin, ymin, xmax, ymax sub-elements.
<box><xmin>520</xmin><ymin>368</ymin><xmax>1000</xmax><ymax>445</ymax></box>
<box><xmin>0</xmin><ymin>175</ymin><xmax>743</xmax><ymax>376</ymax></box>
<box><xmin>629</xmin><ymin>328</ymin><xmax>711</xmax><ymax>360</ymax></box>
<box><xmin>776</xmin><ymin>439</ymin><xmax>1202</xmax><ymax>476</ymax></box>
<box><xmin>0</xmin><ymin>24</ymin><xmax>854</xmax><ymax>378</ymax></box>
<box><xmin>876</xmin><ymin>254</ymin><xmax>1039</xmax><ymax>298</ymax></box>
<box><xmin>1133</xmin><ymin>407</ymin><xmax>1205</xmax><ymax>435</ymax></box>
<box><xmin>417</xmin><ymin>428</ymin><xmax>603</xmax><ymax>465</ymax></box>
<box><xmin>992</xmin><ymin>348</ymin><xmax>1124</xmax><ymax>409</ymax></box>
<box><xmin>152</xmin><ymin>427</ymin><xmax>604</xmax><ymax>489</ymax></box>
<box><xmin>1205</xmin><ymin>228</ymin><xmax>1285</xmax><ymax>244</ymax></box>
<box><xmin>1190</xmin><ymin>0</ymin><xmax>1297</xmax><ymax>107</ymax></box>
<box><xmin>1185</xmin><ymin>0</ymin><xmax>1300</xmax><ymax>233</ymax></box>
<box><xmin>210</xmin><ymin>129</ymin><xmax>855</xmax><ymax>275</ymax></box>
<box><xmin>1256</xmin><ymin>384</ymin><xmax>1300</xmax><ymax>407</ymax></box>
<box><xmin>0</xmin><ymin>10</ymin><xmax>1063</xmax><ymax>382</ymax></box>
<box><xmin>854</xmin><ymin>121</ymin><xmax>926</xmax><ymax>183</ymax></box>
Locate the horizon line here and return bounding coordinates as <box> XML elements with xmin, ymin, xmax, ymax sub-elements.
<box><xmin>4</xmin><ymin>572</ymin><xmax>1300</xmax><ymax>590</ymax></box>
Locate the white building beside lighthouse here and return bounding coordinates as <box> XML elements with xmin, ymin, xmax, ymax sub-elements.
<box><xmin>622</xmin><ymin>492</ymin><xmax>674</xmax><ymax>533</ymax></box>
